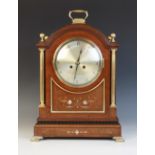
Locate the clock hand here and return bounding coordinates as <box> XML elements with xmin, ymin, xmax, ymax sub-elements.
<box><xmin>74</xmin><ymin>62</ymin><xmax>79</xmax><ymax>81</ymax></box>
<box><xmin>74</xmin><ymin>48</ymin><xmax>83</xmax><ymax>81</ymax></box>
<box><xmin>77</xmin><ymin>48</ymin><xmax>83</xmax><ymax>64</ymax></box>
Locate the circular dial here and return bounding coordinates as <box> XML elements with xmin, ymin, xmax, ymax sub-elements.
<box><xmin>53</xmin><ymin>39</ymin><xmax>103</xmax><ymax>87</ymax></box>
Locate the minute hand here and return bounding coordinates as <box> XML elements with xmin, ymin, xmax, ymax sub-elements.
<box><xmin>74</xmin><ymin>49</ymin><xmax>83</xmax><ymax>81</ymax></box>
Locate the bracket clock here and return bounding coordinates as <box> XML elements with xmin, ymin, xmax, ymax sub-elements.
<box><xmin>32</xmin><ymin>10</ymin><xmax>123</xmax><ymax>142</ymax></box>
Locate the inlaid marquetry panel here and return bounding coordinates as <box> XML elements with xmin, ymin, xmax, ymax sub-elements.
<box><xmin>50</xmin><ymin>79</ymin><xmax>105</xmax><ymax>113</ymax></box>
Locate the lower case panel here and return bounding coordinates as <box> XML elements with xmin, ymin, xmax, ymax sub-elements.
<box><xmin>34</xmin><ymin>122</ymin><xmax>121</xmax><ymax>138</ymax></box>
<box><xmin>51</xmin><ymin>79</ymin><xmax>105</xmax><ymax>113</ymax></box>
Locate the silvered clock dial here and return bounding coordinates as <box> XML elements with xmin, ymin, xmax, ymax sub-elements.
<box><xmin>53</xmin><ymin>39</ymin><xmax>104</xmax><ymax>87</ymax></box>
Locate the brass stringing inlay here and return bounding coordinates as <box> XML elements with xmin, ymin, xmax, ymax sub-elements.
<box><xmin>50</xmin><ymin>78</ymin><xmax>105</xmax><ymax>113</ymax></box>
<box><xmin>67</xmin><ymin>129</ymin><xmax>88</xmax><ymax>135</ymax></box>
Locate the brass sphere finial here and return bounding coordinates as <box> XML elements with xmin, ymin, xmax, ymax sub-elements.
<box><xmin>110</xmin><ymin>33</ymin><xmax>116</xmax><ymax>42</ymax></box>
<box><xmin>40</xmin><ymin>33</ymin><xmax>45</xmax><ymax>42</ymax></box>
<box><xmin>44</xmin><ymin>36</ymin><xmax>48</xmax><ymax>40</ymax></box>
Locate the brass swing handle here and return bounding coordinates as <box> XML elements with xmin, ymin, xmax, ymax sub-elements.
<box><xmin>68</xmin><ymin>10</ymin><xmax>88</xmax><ymax>24</ymax></box>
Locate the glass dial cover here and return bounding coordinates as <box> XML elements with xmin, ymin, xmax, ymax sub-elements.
<box><xmin>53</xmin><ymin>39</ymin><xmax>103</xmax><ymax>87</ymax></box>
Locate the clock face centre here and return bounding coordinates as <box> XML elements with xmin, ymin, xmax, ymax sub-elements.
<box><xmin>75</xmin><ymin>62</ymin><xmax>80</xmax><ymax>65</ymax></box>
<box><xmin>53</xmin><ymin>39</ymin><xmax>104</xmax><ymax>87</ymax></box>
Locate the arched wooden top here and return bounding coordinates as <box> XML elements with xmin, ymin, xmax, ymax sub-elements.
<box><xmin>36</xmin><ymin>24</ymin><xmax>119</xmax><ymax>49</ymax></box>
<box><xmin>44</xmin><ymin>23</ymin><xmax>112</xmax><ymax>93</ymax></box>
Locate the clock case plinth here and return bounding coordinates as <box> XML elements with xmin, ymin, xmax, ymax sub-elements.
<box><xmin>33</xmin><ymin>23</ymin><xmax>122</xmax><ymax>140</ymax></box>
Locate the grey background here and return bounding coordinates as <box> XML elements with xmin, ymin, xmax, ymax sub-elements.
<box><xmin>19</xmin><ymin>0</ymin><xmax>137</xmax><ymax>154</ymax></box>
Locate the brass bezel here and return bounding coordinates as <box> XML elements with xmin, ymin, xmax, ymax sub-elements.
<box><xmin>52</xmin><ymin>38</ymin><xmax>104</xmax><ymax>88</ymax></box>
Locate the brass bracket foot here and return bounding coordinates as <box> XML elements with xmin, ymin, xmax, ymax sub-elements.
<box><xmin>31</xmin><ymin>136</ymin><xmax>43</xmax><ymax>142</ymax></box>
<box><xmin>113</xmin><ymin>136</ymin><xmax>125</xmax><ymax>142</ymax></box>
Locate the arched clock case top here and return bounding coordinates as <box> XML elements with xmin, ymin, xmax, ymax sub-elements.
<box><xmin>46</xmin><ymin>24</ymin><xmax>110</xmax><ymax>93</ymax></box>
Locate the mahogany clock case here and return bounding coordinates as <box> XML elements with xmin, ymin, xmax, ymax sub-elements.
<box><xmin>34</xmin><ymin>23</ymin><xmax>122</xmax><ymax>139</ymax></box>
<box><xmin>19</xmin><ymin>0</ymin><xmax>136</xmax><ymax>144</ymax></box>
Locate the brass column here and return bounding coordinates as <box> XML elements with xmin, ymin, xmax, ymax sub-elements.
<box><xmin>39</xmin><ymin>48</ymin><xmax>45</xmax><ymax>107</ymax></box>
<box><xmin>111</xmin><ymin>48</ymin><xmax>117</xmax><ymax>108</ymax></box>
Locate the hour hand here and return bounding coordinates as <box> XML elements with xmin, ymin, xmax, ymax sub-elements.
<box><xmin>73</xmin><ymin>49</ymin><xmax>83</xmax><ymax>81</ymax></box>
<box><xmin>73</xmin><ymin>62</ymin><xmax>79</xmax><ymax>80</ymax></box>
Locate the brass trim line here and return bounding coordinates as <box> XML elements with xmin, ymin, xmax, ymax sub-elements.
<box><xmin>51</xmin><ymin>78</ymin><xmax>104</xmax><ymax>94</ymax></box>
<box><xmin>111</xmin><ymin>48</ymin><xmax>117</xmax><ymax>108</ymax></box>
<box><xmin>39</xmin><ymin>48</ymin><xmax>45</xmax><ymax>108</ymax></box>
<box><xmin>50</xmin><ymin>78</ymin><xmax>53</xmax><ymax>111</ymax></box>
<box><xmin>50</xmin><ymin>78</ymin><xmax>105</xmax><ymax>113</ymax></box>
